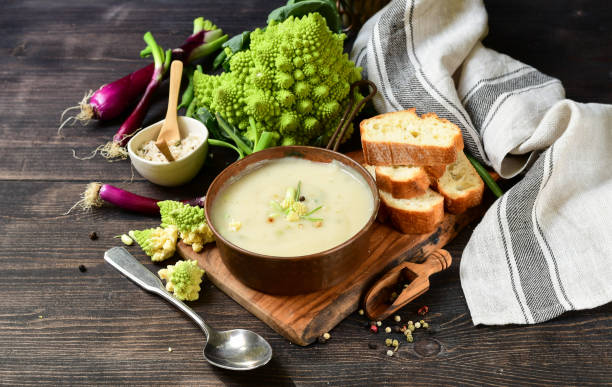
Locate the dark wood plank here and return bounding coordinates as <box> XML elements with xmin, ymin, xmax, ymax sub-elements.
<box><xmin>1</xmin><ymin>182</ymin><xmax>611</xmax><ymax>385</ymax></box>
<box><xmin>1</xmin><ymin>0</ymin><xmax>611</xmax><ymax>385</ymax></box>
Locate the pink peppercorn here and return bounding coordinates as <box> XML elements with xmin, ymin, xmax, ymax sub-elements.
<box><xmin>370</xmin><ymin>325</ymin><xmax>378</xmax><ymax>333</ymax></box>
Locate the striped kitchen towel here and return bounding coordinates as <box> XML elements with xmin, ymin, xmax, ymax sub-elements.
<box><xmin>351</xmin><ymin>0</ymin><xmax>612</xmax><ymax>324</ymax></box>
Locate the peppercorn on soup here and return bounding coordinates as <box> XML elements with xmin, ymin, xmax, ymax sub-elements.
<box><xmin>210</xmin><ymin>157</ymin><xmax>375</xmax><ymax>257</ymax></box>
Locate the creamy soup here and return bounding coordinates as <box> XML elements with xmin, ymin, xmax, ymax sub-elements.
<box><xmin>210</xmin><ymin>157</ymin><xmax>375</xmax><ymax>257</ymax></box>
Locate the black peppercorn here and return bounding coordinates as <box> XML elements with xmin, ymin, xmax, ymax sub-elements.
<box><xmin>78</xmin><ymin>265</ymin><xmax>87</xmax><ymax>273</ymax></box>
<box><xmin>89</xmin><ymin>232</ymin><xmax>98</xmax><ymax>240</ymax></box>
<box><xmin>368</xmin><ymin>343</ymin><xmax>377</xmax><ymax>349</ymax></box>
<box><xmin>299</xmin><ymin>196</ymin><xmax>305</xmax><ymax>202</ymax></box>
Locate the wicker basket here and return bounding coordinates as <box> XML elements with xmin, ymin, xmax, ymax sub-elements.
<box><xmin>337</xmin><ymin>0</ymin><xmax>391</xmax><ymax>33</ymax></box>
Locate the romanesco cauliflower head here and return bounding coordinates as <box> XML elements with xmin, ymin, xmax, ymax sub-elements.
<box><xmin>194</xmin><ymin>13</ymin><xmax>363</xmax><ymax>146</ymax></box>
<box><xmin>158</xmin><ymin>260</ymin><xmax>205</xmax><ymax>301</ymax></box>
<box><xmin>158</xmin><ymin>201</ymin><xmax>214</xmax><ymax>253</ymax></box>
<box><xmin>129</xmin><ymin>226</ymin><xmax>178</xmax><ymax>262</ymax></box>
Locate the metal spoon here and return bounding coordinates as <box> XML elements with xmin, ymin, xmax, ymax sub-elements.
<box><xmin>104</xmin><ymin>247</ymin><xmax>272</xmax><ymax>370</ymax></box>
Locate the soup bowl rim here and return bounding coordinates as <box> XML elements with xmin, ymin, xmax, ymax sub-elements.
<box><xmin>204</xmin><ymin>145</ymin><xmax>380</xmax><ymax>263</ymax></box>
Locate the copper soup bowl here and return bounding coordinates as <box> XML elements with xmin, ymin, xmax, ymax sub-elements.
<box><xmin>205</xmin><ymin>146</ymin><xmax>380</xmax><ymax>295</ymax></box>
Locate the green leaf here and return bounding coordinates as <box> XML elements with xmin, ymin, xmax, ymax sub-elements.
<box><xmin>212</xmin><ymin>31</ymin><xmax>251</xmax><ymax>70</ymax></box>
<box><xmin>223</xmin><ymin>31</ymin><xmax>251</xmax><ymax>53</ymax></box>
<box><xmin>207</xmin><ymin>139</ymin><xmax>244</xmax><ymax>159</ymax></box>
<box><xmin>195</xmin><ymin>107</ymin><xmax>224</xmax><ymax>140</ymax></box>
<box><xmin>267</xmin><ymin>0</ymin><xmax>342</xmax><ymax>33</ymax></box>
<box><xmin>216</xmin><ymin>113</ymin><xmax>254</xmax><ymax>155</ymax></box>
<box><xmin>212</xmin><ymin>50</ymin><xmax>227</xmax><ymax>69</ymax></box>
<box><xmin>253</xmin><ymin>131</ymin><xmax>275</xmax><ymax>152</ymax></box>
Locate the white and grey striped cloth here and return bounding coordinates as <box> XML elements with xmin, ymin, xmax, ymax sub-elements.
<box><xmin>351</xmin><ymin>0</ymin><xmax>612</xmax><ymax>325</ymax></box>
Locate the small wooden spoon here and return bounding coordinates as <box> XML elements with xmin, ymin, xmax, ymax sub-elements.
<box><xmin>155</xmin><ymin>60</ymin><xmax>183</xmax><ymax>162</ymax></box>
<box><xmin>363</xmin><ymin>249</ymin><xmax>452</xmax><ymax>320</ymax></box>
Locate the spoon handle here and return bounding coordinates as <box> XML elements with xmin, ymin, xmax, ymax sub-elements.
<box><xmin>104</xmin><ymin>247</ymin><xmax>212</xmax><ymax>337</ymax></box>
<box><xmin>165</xmin><ymin>60</ymin><xmax>183</xmax><ymax>120</ymax></box>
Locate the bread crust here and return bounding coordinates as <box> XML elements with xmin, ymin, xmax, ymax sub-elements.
<box><xmin>437</xmin><ymin>179</ymin><xmax>484</xmax><ymax>214</ymax></box>
<box><xmin>380</xmin><ymin>192</ymin><xmax>444</xmax><ymax>234</ymax></box>
<box><xmin>435</xmin><ymin>152</ymin><xmax>485</xmax><ymax>214</ymax></box>
<box><xmin>424</xmin><ymin>164</ymin><xmax>446</xmax><ymax>179</ymax></box>
<box><xmin>375</xmin><ymin>166</ymin><xmax>429</xmax><ymax>199</ymax></box>
<box><xmin>360</xmin><ymin>109</ymin><xmax>464</xmax><ymax>166</ymax></box>
<box><xmin>376</xmin><ymin>200</ymin><xmax>389</xmax><ymax>223</ymax></box>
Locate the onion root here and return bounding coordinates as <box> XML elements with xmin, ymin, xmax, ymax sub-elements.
<box><xmin>57</xmin><ymin>90</ymin><xmax>95</xmax><ymax>137</ymax></box>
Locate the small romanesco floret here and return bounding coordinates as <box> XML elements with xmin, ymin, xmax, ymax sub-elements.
<box><xmin>269</xmin><ymin>181</ymin><xmax>323</xmax><ymax>223</ymax></box>
<box><xmin>158</xmin><ymin>260</ymin><xmax>205</xmax><ymax>301</ymax></box>
<box><xmin>129</xmin><ymin>226</ymin><xmax>178</xmax><ymax>262</ymax></box>
<box><xmin>158</xmin><ymin>201</ymin><xmax>214</xmax><ymax>253</ymax></box>
<box><xmin>194</xmin><ymin>12</ymin><xmax>363</xmax><ymax>146</ymax></box>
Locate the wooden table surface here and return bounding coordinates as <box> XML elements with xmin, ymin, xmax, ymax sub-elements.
<box><xmin>1</xmin><ymin>0</ymin><xmax>611</xmax><ymax>385</ymax></box>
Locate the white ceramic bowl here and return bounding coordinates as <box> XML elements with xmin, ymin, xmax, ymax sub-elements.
<box><xmin>127</xmin><ymin>116</ymin><xmax>209</xmax><ymax>187</ymax></box>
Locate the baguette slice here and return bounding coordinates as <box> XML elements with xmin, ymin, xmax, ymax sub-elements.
<box><xmin>380</xmin><ymin>189</ymin><xmax>444</xmax><ymax>234</ymax></box>
<box><xmin>372</xmin><ymin>165</ymin><xmax>429</xmax><ymax>199</ymax></box>
<box><xmin>361</xmin><ymin>109</ymin><xmax>464</xmax><ymax>166</ymax></box>
<box><xmin>436</xmin><ymin>152</ymin><xmax>484</xmax><ymax>214</ymax></box>
<box><xmin>424</xmin><ymin>164</ymin><xmax>447</xmax><ymax>179</ymax></box>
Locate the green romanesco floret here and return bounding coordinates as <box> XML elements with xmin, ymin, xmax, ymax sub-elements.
<box><xmin>158</xmin><ymin>201</ymin><xmax>214</xmax><ymax>253</ymax></box>
<box><xmin>158</xmin><ymin>260</ymin><xmax>205</xmax><ymax>301</ymax></box>
<box><xmin>129</xmin><ymin>226</ymin><xmax>178</xmax><ymax>262</ymax></box>
<box><xmin>194</xmin><ymin>12</ymin><xmax>363</xmax><ymax>146</ymax></box>
<box><xmin>270</xmin><ymin>181</ymin><xmax>322</xmax><ymax>223</ymax></box>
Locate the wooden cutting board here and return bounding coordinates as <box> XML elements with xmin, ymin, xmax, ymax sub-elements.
<box><xmin>177</xmin><ymin>152</ymin><xmax>486</xmax><ymax>346</ymax></box>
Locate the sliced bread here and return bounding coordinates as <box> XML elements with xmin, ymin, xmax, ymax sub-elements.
<box><xmin>424</xmin><ymin>164</ymin><xmax>447</xmax><ymax>179</ymax></box>
<box><xmin>371</xmin><ymin>165</ymin><xmax>429</xmax><ymax>199</ymax></box>
<box><xmin>379</xmin><ymin>189</ymin><xmax>444</xmax><ymax>234</ymax></box>
<box><xmin>360</xmin><ymin>109</ymin><xmax>464</xmax><ymax>166</ymax></box>
<box><xmin>436</xmin><ymin>152</ymin><xmax>484</xmax><ymax>214</ymax></box>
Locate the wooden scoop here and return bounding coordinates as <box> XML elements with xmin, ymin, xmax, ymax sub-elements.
<box><xmin>363</xmin><ymin>249</ymin><xmax>452</xmax><ymax>320</ymax></box>
<box><xmin>155</xmin><ymin>60</ymin><xmax>183</xmax><ymax>162</ymax></box>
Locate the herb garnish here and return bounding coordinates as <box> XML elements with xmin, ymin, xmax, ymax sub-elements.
<box><xmin>269</xmin><ymin>181</ymin><xmax>323</xmax><ymax>223</ymax></box>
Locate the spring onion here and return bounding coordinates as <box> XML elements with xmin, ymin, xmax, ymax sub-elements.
<box><xmin>66</xmin><ymin>182</ymin><xmax>205</xmax><ymax>215</ymax></box>
<box><xmin>60</xmin><ymin>17</ymin><xmax>227</xmax><ymax>138</ymax></box>
<box><xmin>466</xmin><ymin>154</ymin><xmax>503</xmax><ymax>198</ymax></box>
